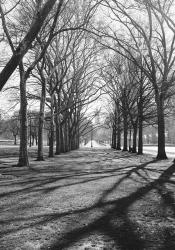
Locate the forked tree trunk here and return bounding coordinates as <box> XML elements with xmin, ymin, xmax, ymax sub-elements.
<box><xmin>18</xmin><ymin>63</ymin><xmax>29</xmax><ymax>167</ymax></box>
<box><xmin>37</xmin><ymin>79</ymin><xmax>46</xmax><ymax>161</ymax></box>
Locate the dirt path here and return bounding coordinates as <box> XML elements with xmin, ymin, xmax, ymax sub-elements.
<box><xmin>0</xmin><ymin>148</ymin><xmax>175</xmax><ymax>250</ymax></box>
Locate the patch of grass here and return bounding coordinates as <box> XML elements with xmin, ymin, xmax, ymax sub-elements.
<box><xmin>0</xmin><ymin>148</ymin><xmax>175</xmax><ymax>250</ymax></box>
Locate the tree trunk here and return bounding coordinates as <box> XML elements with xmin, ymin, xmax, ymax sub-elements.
<box><xmin>116</xmin><ymin>129</ymin><xmax>121</xmax><ymax>150</ymax></box>
<box><xmin>49</xmin><ymin>93</ymin><xmax>54</xmax><ymax>157</ymax></box>
<box><xmin>35</xmin><ymin>135</ymin><xmax>38</xmax><ymax>146</ymax></box>
<box><xmin>76</xmin><ymin>110</ymin><xmax>80</xmax><ymax>149</ymax></box>
<box><xmin>113</xmin><ymin>108</ymin><xmax>117</xmax><ymax>149</ymax></box>
<box><xmin>18</xmin><ymin>62</ymin><xmax>29</xmax><ymax>167</ymax></box>
<box><xmin>111</xmin><ymin>127</ymin><xmax>114</xmax><ymax>149</ymax></box>
<box><xmin>132</xmin><ymin>124</ymin><xmax>137</xmax><ymax>153</ymax></box>
<box><xmin>113</xmin><ymin>123</ymin><xmax>117</xmax><ymax>149</ymax></box>
<box><xmin>129</xmin><ymin>128</ymin><xmax>132</xmax><ymax>152</ymax></box>
<box><xmin>14</xmin><ymin>135</ymin><xmax>17</xmax><ymax>145</ymax></box>
<box><xmin>55</xmin><ymin>119</ymin><xmax>61</xmax><ymax>155</ymax></box>
<box><xmin>55</xmin><ymin>92</ymin><xmax>61</xmax><ymax>154</ymax></box>
<box><xmin>55</xmin><ymin>111</ymin><xmax>61</xmax><ymax>155</ymax></box>
<box><xmin>69</xmin><ymin>117</ymin><xmax>74</xmax><ymax>151</ymax></box>
<box><xmin>123</xmin><ymin>112</ymin><xmax>128</xmax><ymax>151</ymax></box>
<box><xmin>122</xmin><ymin>90</ymin><xmax>128</xmax><ymax>151</ymax></box>
<box><xmin>116</xmin><ymin>101</ymin><xmax>121</xmax><ymax>150</ymax></box>
<box><xmin>138</xmin><ymin>81</ymin><xmax>143</xmax><ymax>155</ymax></box>
<box><xmin>67</xmin><ymin>117</ymin><xmax>71</xmax><ymax>151</ymax></box>
<box><xmin>156</xmin><ymin>97</ymin><xmax>167</xmax><ymax>159</ymax></box>
<box><xmin>138</xmin><ymin>116</ymin><xmax>143</xmax><ymax>155</ymax></box>
<box><xmin>71</xmin><ymin>121</ymin><xmax>76</xmax><ymax>150</ymax></box>
<box><xmin>37</xmin><ymin>79</ymin><xmax>46</xmax><ymax>161</ymax></box>
<box><xmin>32</xmin><ymin>135</ymin><xmax>35</xmax><ymax>146</ymax></box>
<box><xmin>64</xmin><ymin>119</ymin><xmax>69</xmax><ymax>152</ymax></box>
<box><xmin>60</xmin><ymin>123</ymin><xmax>65</xmax><ymax>153</ymax></box>
<box><xmin>29</xmin><ymin>116</ymin><xmax>32</xmax><ymax>147</ymax></box>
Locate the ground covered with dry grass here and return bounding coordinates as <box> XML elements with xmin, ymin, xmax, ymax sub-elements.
<box><xmin>0</xmin><ymin>147</ymin><xmax>175</xmax><ymax>250</ymax></box>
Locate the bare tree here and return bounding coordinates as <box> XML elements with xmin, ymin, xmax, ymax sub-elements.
<box><xmin>97</xmin><ymin>0</ymin><xmax>175</xmax><ymax>159</ymax></box>
<box><xmin>0</xmin><ymin>0</ymin><xmax>64</xmax><ymax>91</ymax></box>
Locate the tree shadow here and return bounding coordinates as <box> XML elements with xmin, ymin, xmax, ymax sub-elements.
<box><xmin>155</xmin><ymin>164</ymin><xmax>175</xmax><ymax>217</ymax></box>
<box><xmin>1</xmin><ymin>150</ymin><xmax>175</xmax><ymax>250</ymax></box>
<box><xmin>35</xmin><ymin>160</ymin><xmax>158</xmax><ymax>249</ymax></box>
<box><xmin>41</xmin><ymin>162</ymin><xmax>175</xmax><ymax>250</ymax></box>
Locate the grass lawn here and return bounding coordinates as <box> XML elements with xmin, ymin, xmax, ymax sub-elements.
<box><xmin>0</xmin><ymin>147</ymin><xmax>175</xmax><ymax>250</ymax></box>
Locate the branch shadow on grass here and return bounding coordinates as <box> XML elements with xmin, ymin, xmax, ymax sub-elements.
<box><xmin>41</xmin><ymin>160</ymin><xmax>175</xmax><ymax>250</ymax></box>
<box><xmin>1</xmin><ymin>150</ymin><xmax>175</xmax><ymax>250</ymax></box>
<box><xmin>156</xmin><ymin>164</ymin><xmax>175</xmax><ymax>216</ymax></box>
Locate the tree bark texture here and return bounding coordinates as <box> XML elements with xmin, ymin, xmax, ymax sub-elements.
<box><xmin>138</xmin><ymin>81</ymin><xmax>144</xmax><ymax>155</ymax></box>
<box><xmin>132</xmin><ymin>124</ymin><xmax>137</xmax><ymax>153</ymax></box>
<box><xmin>116</xmin><ymin>100</ymin><xmax>121</xmax><ymax>150</ymax></box>
<box><xmin>60</xmin><ymin>123</ymin><xmax>65</xmax><ymax>153</ymax></box>
<box><xmin>14</xmin><ymin>135</ymin><xmax>17</xmax><ymax>145</ymax></box>
<box><xmin>138</xmin><ymin>116</ymin><xmax>143</xmax><ymax>155</ymax></box>
<box><xmin>37</xmin><ymin>79</ymin><xmax>46</xmax><ymax>161</ymax></box>
<box><xmin>112</xmin><ymin>123</ymin><xmax>117</xmax><ymax>149</ymax></box>
<box><xmin>64</xmin><ymin>119</ymin><xmax>69</xmax><ymax>152</ymax></box>
<box><xmin>156</xmin><ymin>98</ymin><xmax>167</xmax><ymax>159</ymax></box>
<box><xmin>18</xmin><ymin>63</ymin><xmax>29</xmax><ymax>167</ymax></box>
<box><xmin>75</xmin><ymin>110</ymin><xmax>80</xmax><ymax>149</ymax></box>
<box><xmin>48</xmin><ymin>93</ymin><xmax>55</xmax><ymax>157</ymax></box>
<box><xmin>122</xmin><ymin>108</ymin><xmax>128</xmax><ymax>151</ymax></box>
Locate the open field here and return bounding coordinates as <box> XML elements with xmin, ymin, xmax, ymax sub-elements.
<box><xmin>83</xmin><ymin>140</ymin><xmax>175</xmax><ymax>159</ymax></box>
<box><xmin>143</xmin><ymin>146</ymin><xmax>175</xmax><ymax>159</ymax></box>
<box><xmin>0</xmin><ymin>142</ymin><xmax>174</xmax><ymax>159</ymax></box>
<box><xmin>0</xmin><ymin>146</ymin><xmax>175</xmax><ymax>250</ymax></box>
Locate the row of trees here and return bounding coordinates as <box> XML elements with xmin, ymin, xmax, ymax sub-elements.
<box><xmin>97</xmin><ymin>0</ymin><xmax>175</xmax><ymax>159</ymax></box>
<box><xmin>0</xmin><ymin>0</ymin><xmax>102</xmax><ymax>167</ymax></box>
<box><xmin>0</xmin><ymin>0</ymin><xmax>175</xmax><ymax>165</ymax></box>
<box><xmin>101</xmin><ymin>54</ymin><xmax>156</xmax><ymax>154</ymax></box>
<box><xmin>0</xmin><ymin>109</ymin><xmax>98</xmax><ymax>150</ymax></box>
